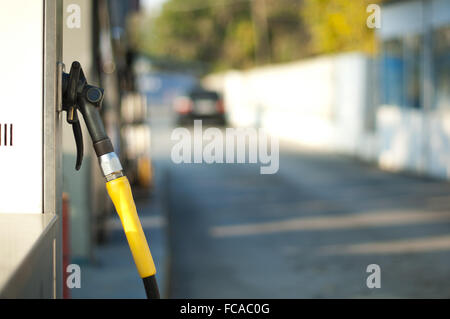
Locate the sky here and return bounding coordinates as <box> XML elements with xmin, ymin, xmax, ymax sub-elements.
<box><xmin>141</xmin><ymin>0</ymin><xmax>168</xmax><ymax>13</ymax></box>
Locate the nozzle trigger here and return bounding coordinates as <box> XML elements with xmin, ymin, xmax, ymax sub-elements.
<box><xmin>72</xmin><ymin>119</ymin><xmax>84</xmax><ymax>171</ymax></box>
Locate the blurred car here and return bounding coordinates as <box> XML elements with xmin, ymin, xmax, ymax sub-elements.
<box><xmin>174</xmin><ymin>88</ymin><xmax>226</xmax><ymax>125</ymax></box>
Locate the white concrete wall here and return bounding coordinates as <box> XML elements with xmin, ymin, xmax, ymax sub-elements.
<box><xmin>377</xmin><ymin>106</ymin><xmax>425</xmax><ymax>173</ymax></box>
<box><xmin>428</xmin><ymin>109</ymin><xmax>450</xmax><ymax>178</ymax></box>
<box><xmin>377</xmin><ymin>106</ymin><xmax>450</xmax><ymax>179</ymax></box>
<box><xmin>204</xmin><ymin>52</ymin><xmax>374</xmax><ymax>155</ymax></box>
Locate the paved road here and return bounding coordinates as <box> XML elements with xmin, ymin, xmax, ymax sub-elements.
<box><xmin>165</xmin><ymin>139</ymin><xmax>450</xmax><ymax>298</ymax></box>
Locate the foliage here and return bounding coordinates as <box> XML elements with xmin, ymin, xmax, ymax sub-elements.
<box><xmin>301</xmin><ymin>0</ymin><xmax>383</xmax><ymax>55</ymax></box>
<box><xmin>130</xmin><ymin>0</ymin><xmax>383</xmax><ymax>71</ymax></box>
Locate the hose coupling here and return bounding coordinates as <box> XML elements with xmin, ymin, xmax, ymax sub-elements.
<box><xmin>98</xmin><ymin>152</ymin><xmax>124</xmax><ymax>181</ymax></box>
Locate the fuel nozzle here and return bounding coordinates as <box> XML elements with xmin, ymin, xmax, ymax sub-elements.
<box><xmin>62</xmin><ymin>61</ymin><xmax>122</xmax><ymax>180</ymax></box>
<box><xmin>61</xmin><ymin>61</ymin><xmax>160</xmax><ymax>299</ymax></box>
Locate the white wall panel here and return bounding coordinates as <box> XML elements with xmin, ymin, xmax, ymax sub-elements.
<box><xmin>0</xmin><ymin>1</ymin><xmax>44</xmax><ymax>214</ymax></box>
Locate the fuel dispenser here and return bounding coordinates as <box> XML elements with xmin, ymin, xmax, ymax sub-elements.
<box><xmin>0</xmin><ymin>0</ymin><xmax>63</xmax><ymax>298</ymax></box>
<box><xmin>0</xmin><ymin>0</ymin><xmax>158</xmax><ymax>299</ymax></box>
<box><xmin>61</xmin><ymin>61</ymin><xmax>160</xmax><ymax>299</ymax></box>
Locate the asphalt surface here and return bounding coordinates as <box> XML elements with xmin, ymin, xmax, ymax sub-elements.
<box><xmin>164</xmin><ymin>135</ymin><xmax>450</xmax><ymax>298</ymax></box>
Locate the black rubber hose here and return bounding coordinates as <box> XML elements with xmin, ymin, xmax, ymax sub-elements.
<box><xmin>142</xmin><ymin>275</ymin><xmax>161</xmax><ymax>299</ymax></box>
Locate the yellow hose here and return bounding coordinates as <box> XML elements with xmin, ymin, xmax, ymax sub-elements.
<box><xmin>106</xmin><ymin>176</ymin><xmax>157</xmax><ymax>279</ymax></box>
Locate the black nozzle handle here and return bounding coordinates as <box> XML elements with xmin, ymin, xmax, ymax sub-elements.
<box><xmin>62</xmin><ymin>61</ymin><xmax>114</xmax><ymax>165</ymax></box>
<box><xmin>77</xmin><ymin>97</ymin><xmax>114</xmax><ymax>157</ymax></box>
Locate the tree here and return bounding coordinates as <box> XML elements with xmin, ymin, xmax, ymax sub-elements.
<box><xmin>130</xmin><ymin>0</ymin><xmax>382</xmax><ymax>71</ymax></box>
<box><xmin>301</xmin><ymin>0</ymin><xmax>383</xmax><ymax>55</ymax></box>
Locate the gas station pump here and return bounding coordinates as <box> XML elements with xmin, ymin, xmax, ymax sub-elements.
<box><xmin>0</xmin><ymin>1</ymin><xmax>159</xmax><ymax>298</ymax></box>
<box><xmin>0</xmin><ymin>0</ymin><xmax>63</xmax><ymax>298</ymax></box>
